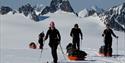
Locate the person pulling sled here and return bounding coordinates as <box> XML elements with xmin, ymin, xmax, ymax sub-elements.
<box><xmin>70</xmin><ymin>24</ymin><xmax>83</xmax><ymax>50</ymax></box>
<box><xmin>99</xmin><ymin>24</ymin><xmax>118</xmax><ymax>57</ymax></box>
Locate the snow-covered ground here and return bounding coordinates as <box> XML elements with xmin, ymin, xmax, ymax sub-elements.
<box><xmin>1</xmin><ymin>10</ymin><xmax>125</xmax><ymax>63</ymax></box>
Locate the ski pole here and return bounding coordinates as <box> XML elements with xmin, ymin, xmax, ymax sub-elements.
<box><xmin>116</xmin><ymin>38</ymin><xmax>118</xmax><ymax>58</ymax></box>
<box><xmin>40</xmin><ymin>41</ymin><xmax>45</xmax><ymax>62</ymax></box>
<box><xmin>59</xmin><ymin>43</ymin><xmax>67</xmax><ymax>60</ymax></box>
<box><xmin>80</xmin><ymin>39</ymin><xmax>82</xmax><ymax>50</ymax></box>
<box><xmin>114</xmin><ymin>38</ymin><xmax>118</xmax><ymax>58</ymax></box>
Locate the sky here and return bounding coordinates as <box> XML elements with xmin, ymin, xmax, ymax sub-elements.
<box><xmin>0</xmin><ymin>0</ymin><xmax>125</xmax><ymax>12</ymax></box>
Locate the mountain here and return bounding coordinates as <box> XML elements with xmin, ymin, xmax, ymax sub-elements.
<box><xmin>0</xmin><ymin>0</ymin><xmax>124</xmax><ymax>12</ymax></box>
<box><xmin>0</xmin><ymin>0</ymin><xmax>124</xmax><ymax>32</ymax></box>
<box><xmin>34</xmin><ymin>4</ymin><xmax>44</xmax><ymax>12</ymax></box>
<box><xmin>78</xmin><ymin>8</ymin><xmax>88</xmax><ymax>17</ymax></box>
<box><xmin>78</xmin><ymin>6</ymin><xmax>104</xmax><ymax>17</ymax></box>
<box><xmin>18</xmin><ymin>3</ymin><xmax>34</xmax><ymax>16</ymax></box>
<box><xmin>40</xmin><ymin>0</ymin><xmax>74</xmax><ymax>15</ymax></box>
<box><xmin>18</xmin><ymin>3</ymin><xmax>50</xmax><ymax>21</ymax></box>
<box><xmin>78</xmin><ymin>3</ymin><xmax>125</xmax><ymax>32</ymax></box>
<box><xmin>0</xmin><ymin>4</ymin><xmax>36</xmax><ymax>17</ymax></box>
<box><xmin>0</xmin><ymin>6</ymin><xmax>13</xmax><ymax>15</ymax></box>
<box><xmin>91</xmin><ymin>6</ymin><xmax>104</xmax><ymax>14</ymax></box>
<box><xmin>99</xmin><ymin>2</ymin><xmax>125</xmax><ymax>31</ymax></box>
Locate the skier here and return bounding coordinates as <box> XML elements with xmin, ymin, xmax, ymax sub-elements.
<box><xmin>44</xmin><ymin>21</ymin><xmax>61</xmax><ymax>63</ymax></box>
<box><xmin>38</xmin><ymin>32</ymin><xmax>45</xmax><ymax>49</ymax></box>
<box><xmin>102</xmin><ymin>24</ymin><xmax>118</xmax><ymax>56</ymax></box>
<box><xmin>70</xmin><ymin>24</ymin><xmax>83</xmax><ymax>50</ymax></box>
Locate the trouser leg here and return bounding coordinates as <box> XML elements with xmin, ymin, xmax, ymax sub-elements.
<box><xmin>104</xmin><ymin>45</ymin><xmax>108</xmax><ymax>56</ymax></box>
<box><xmin>50</xmin><ymin>45</ymin><xmax>58</xmax><ymax>63</ymax></box>
<box><xmin>104</xmin><ymin>39</ymin><xmax>108</xmax><ymax>56</ymax></box>
<box><xmin>40</xmin><ymin>44</ymin><xmax>43</xmax><ymax>49</ymax></box>
<box><xmin>108</xmin><ymin>39</ymin><xmax>112</xmax><ymax>48</ymax></box>
<box><xmin>77</xmin><ymin>39</ymin><xmax>80</xmax><ymax>50</ymax></box>
<box><xmin>73</xmin><ymin>39</ymin><xmax>77</xmax><ymax>49</ymax></box>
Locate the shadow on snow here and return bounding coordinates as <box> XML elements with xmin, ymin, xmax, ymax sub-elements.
<box><xmin>34</xmin><ymin>16</ymin><xmax>49</xmax><ymax>22</ymax></box>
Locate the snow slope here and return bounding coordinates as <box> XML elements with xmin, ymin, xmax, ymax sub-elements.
<box><xmin>1</xmin><ymin>10</ymin><xmax>125</xmax><ymax>63</ymax></box>
<box><xmin>78</xmin><ymin>9</ymin><xmax>88</xmax><ymax>17</ymax></box>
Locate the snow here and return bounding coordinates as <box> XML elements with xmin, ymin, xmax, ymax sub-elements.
<box><xmin>116</xmin><ymin>3</ymin><xmax>124</xmax><ymax>15</ymax></box>
<box><xmin>78</xmin><ymin>9</ymin><xmax>88</xmax><ymax>18</ymax></box>
<box><xmin>111</xmin><ymin>3</ymin><xmax>124</xmax><ymax>15</ymax></box>
<box><xmin>1</xmin><ymin>10</ymin><xmax>125</xmax><ymax>63</ymax></box>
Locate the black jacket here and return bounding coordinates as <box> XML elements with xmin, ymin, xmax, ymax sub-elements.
<box><xmin>70</xmin><ymin>28</ymin><xmax>83</xmax><ymax>39</ymax></box>
<box><xmin>38</xmin><ymin>32</ymin><xmax>44</xmax><ymax>44</ymax></box>
<box><xmin>102</xmin><ymin>28</ymin><xmax>117</xmax><ymax>39</ymax></box>
<box><xmin>45</xmin><ymin>28</ymin><xmax>61</xmax><ymax>44</ymax></box>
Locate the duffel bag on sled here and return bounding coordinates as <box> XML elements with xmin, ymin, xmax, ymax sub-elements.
<box><xmin>66</xmin><ymin>43</ymin><xmax>87</xmax><ymax>60</ymax></box>
<box><xmin>98</xmin><ymin>45</ymin><xmax>112</xmax><ymax>57</ymax></box>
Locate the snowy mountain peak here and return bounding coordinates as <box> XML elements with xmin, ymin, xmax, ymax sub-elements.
<box><xmin>40</xmin><ymin>0</ymin><xmax>74</xmax><ymax>15</ymax></box>
<box><xmin>78</xmin><ymin>6</ymin><xmax>104</xmax><ymax>18</ymax></box>
<box><xmin>0</xmin><ymin>6</ymin><xmax>13</xmax><ymax>15</ymax></box>
<box><xmin>100</xmin><ymin>2</ymin><xmax>125</xmax><ymax>31</ymax></box>
<box><xmin>91</xmin><ymin>6</ymin><xmax>104</xmax><ymax>13</ymax></box>
<box><xmin>78</xmin><ymin>8</ymin><xmax>88</xmax><ymax>17</ymax></box>
<box><xmin>34</xmin><ymin>4</ymin><xmax>44</xmax><ymax>12</ymax></box>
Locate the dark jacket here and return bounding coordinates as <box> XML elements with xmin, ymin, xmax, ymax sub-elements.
<box><xmin>45</xmin><ymin>28</ymin><xmax>61</xmax><ymax>45</ymax></box>
<box><xmin>102</xmin><ymin>28</ymin><xmax>117</xmax><ymax>39</ymax></box>
<box><xmin>38</xmin><ymin>32</ymin><xmax>44</xmax><ymax>44</ymax></box>
<box><xmin>70</xmin><ymin>28</ymin><xmax>83</xmax><ymax>39</ymax></box>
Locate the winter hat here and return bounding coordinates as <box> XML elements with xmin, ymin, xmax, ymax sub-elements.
<box><xmin>50</xmin><ymin>21</ymin><xmax>55</xmax><ymax>28</ymax></box>
<box><xmin>106</xmin><ymin>23</ymin><xmax>110</xmax><ymax>27</ymax></box>
<box><xmin>74</xmin><ymin>24</ymin><xmax>79</xmax><ymax>28</ymax></box>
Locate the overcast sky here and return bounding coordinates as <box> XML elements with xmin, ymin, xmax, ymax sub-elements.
<box><xmin>0</xmin><ymin>0</ymin><xmax>125</xmax><ymax>12</ymax></box>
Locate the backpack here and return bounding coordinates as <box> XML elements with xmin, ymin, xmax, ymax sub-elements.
<box><xmin>39</xmin><ymin>32</ymin><xmax>45</xmax><ymax>38</ymax></box>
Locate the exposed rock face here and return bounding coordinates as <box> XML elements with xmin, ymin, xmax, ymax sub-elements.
<box><xmin>41</xmin><ymin>0</ymin><xmax>74</xmax><ymax>15</ymax></box>
<box><xmin>99</xmin><ymin>3</ymin><xmax>125</xmax><ymax>31</ymax></box>
<box><xmin>0</xmin><ymin>6</ymin><xmax>12</xmax><ymax>15</ymax></box>
<box><xmin>60</xmin><ymin>0</ymin><xmax>74</xmax><ymax>12</ymax></box>
<box><xmin>18</xmin><ymin>3</ymin><xmax>34</xmax><ymax>16</ymax></box>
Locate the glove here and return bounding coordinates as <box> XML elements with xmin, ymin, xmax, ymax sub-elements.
<box><xmin>116</xmin><ymin>36</ymin><xmax>119</xmax><ymax>38</ymax></box>
<box><xmin>102</xmin><ymin>34</ymin><xmax>104</xmax><ymax>37</ymax></box>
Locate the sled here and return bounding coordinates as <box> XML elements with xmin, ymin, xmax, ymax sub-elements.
<box><xmin>68</xmin><ymin>56</ymin><xmax>78</xmax><ymax>60</ymax></box>
<box><xmin>98</xmin><ymin>45</ymin><xmax>112</xmax><ymax>57</ymax></box>
<box><xmin>29</xmin><ymin>42</ymin><xmax>37</xmax><ymax>49</ymax></box>
<box><xmin>66</xmin><ymin>43</ymin><xmax>87</xmax><ymax>61</ymax></box>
